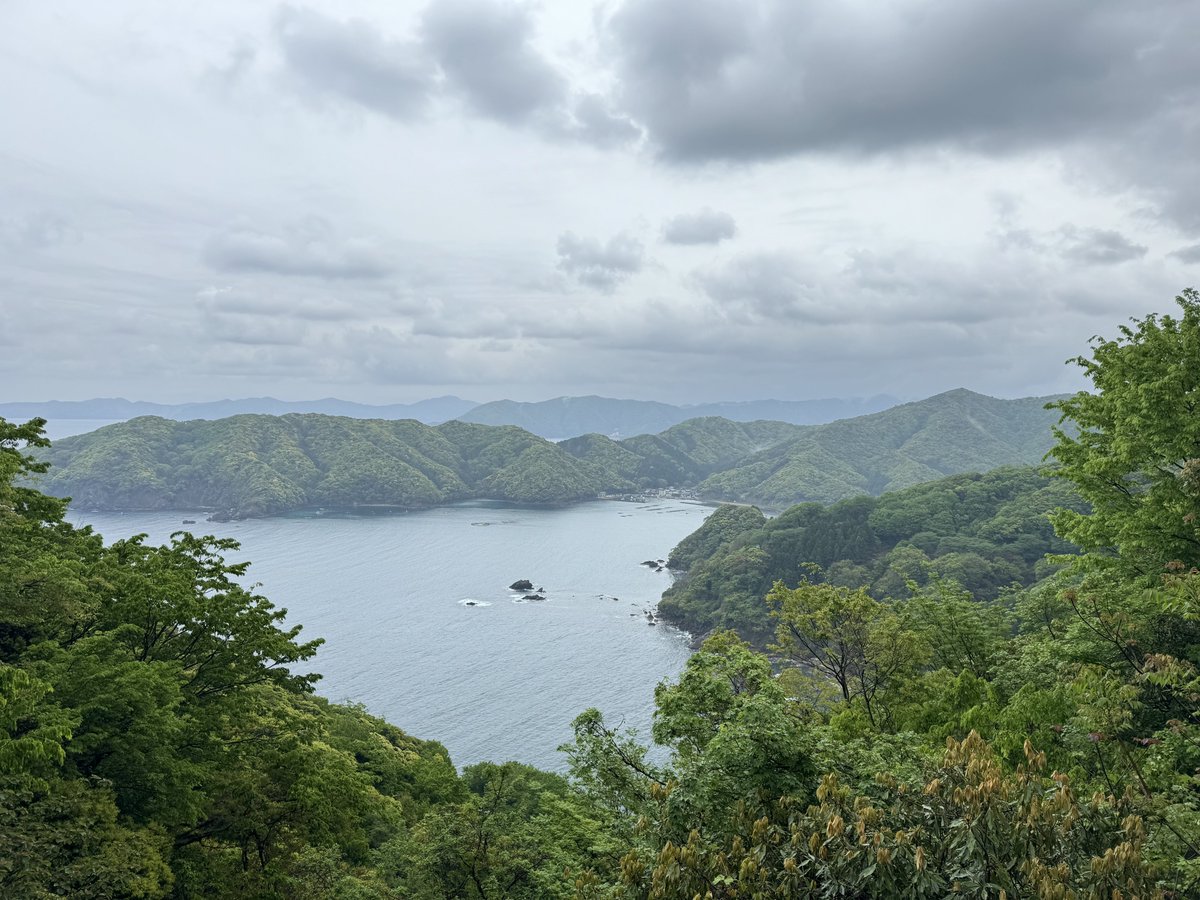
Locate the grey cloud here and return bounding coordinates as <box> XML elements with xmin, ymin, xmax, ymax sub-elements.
<box><xmin>271</xmin><ymin>2</ymin><xmax>637</xmax><ymax>147</ymax></box>
<box><xmin>196</xmin><ymin>286</ymin><xmax>372</xmax><ymax>321</ymax></box>
<box><xmin>202</xmin><ymin>314</ymin><xmax>309</xmax><ymax>347</ymax></box>
<box><xmin>1167</xmin><ymin>244</ymin><xmax>1200</xmax><ymax>264</ymax></box>
<box><xmin>556</xmin><ymin>231</ymin><xmax>645</xmax><ymax>291</ymax></box>
<box><xmin>422</xmin><ymin>0</ymin><xmax>563</xmax><ymax>123</ymax></box>
<box><xmin>2</xmin><ymin>212</ymin><xmax>77</xmax><ymax>250</ymax></box>
<box><xmin>203</xmin><ymin>219</ymin><xmax>394</xmax><ymax>279</ymax></box>
<box><xmin>1056</xmin><ymin>226</ymin><xmax>1147</xmax><ymax>265</ymax></box>
<box><xmin>694</xmin><ymin>253</ymin><xmax>836</xmax><ymax>322</ymax></box>
<box><xmin>662</xmin><ymin>208</ymin><xmax>736</xmax><ymax>245</ymax></box>
<box><xmin>205</xmin><ymin>43</ymin><xmax>257</xmax><ymax>94</ymax></box>
<box><xmin>605</xmin><ymin>0</ymin><xmax>1200</xmax><ymax>228</ymax></box>
<box><xmin>567</xmin><ymin>93</ymin><xmax>642</xmax><ymax>148</ymax></box>
<box><xmin>422</xmin><ymin>1</ymin><xmax>639</xmax><ymax>147</ymax></box>
<box><xmin>275</xmin><ymin>5</ymin><xmax>434</xmax><ymax>119</ymax></box>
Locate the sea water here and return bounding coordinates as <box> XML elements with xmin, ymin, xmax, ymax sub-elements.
<box><xmin>69</xmin><ymin>499</ymin><xmax>711</xmax><ymax>771</ymax></box>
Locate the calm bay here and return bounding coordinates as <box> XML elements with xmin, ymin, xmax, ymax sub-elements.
<box><xmin>69</xmin><ymin>499</ymin><xmax>711</xmax><ymax>771</ymax></box>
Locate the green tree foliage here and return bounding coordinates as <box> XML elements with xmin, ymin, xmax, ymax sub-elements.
<box><xmin>0</xmin><ymin>417</ymin><xmax>472</xmax><ymax>897</ymax></box>
<box><xmin>666</xmin><ymin>504</ymin><xmax>767</xmax><ymax>571</ymax></box>
<box><xmin>391</xmin><ymin>761</ymin><xmax>616</xmax><ymax>899</ymax></box>
<box><xmin>660</xmin><ymin>466</ymin><xmax>1081</xmax><ymax>640</ymax></box>
<box><xmin>1048</xmin><ymin>287</ymin><xmax>1200</xmax><ymax>574</ymax></box>
<box><xmin>769</xmin><ymin>582</ymin><xmax>926</xmax><ymax>728</ymax></box>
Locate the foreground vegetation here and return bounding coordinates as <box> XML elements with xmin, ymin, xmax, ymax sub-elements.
<box><xmin>3</xmin><ymin>289</ymin><xmax>1198</xmax><ymax>897</ymax></box>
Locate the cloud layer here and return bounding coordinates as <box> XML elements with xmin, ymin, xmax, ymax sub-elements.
<box><xmin>0</xmin><ymin>0</ymin><xmax>1196</xmax><ymax>406</ymax></box>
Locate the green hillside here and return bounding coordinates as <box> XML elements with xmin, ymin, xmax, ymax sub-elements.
<box><xmin>563</xmin><ymin>417</ymin><xmax>804</xmax><ymax>487</ymax></box>
<box><xmin>36</xmin><ymin>391</ymin><xmax>1064</xmax><ymax>518</ymax></box>
<box><xmin>36</xmin><ymin>414</ymin><xmax>622</xmax><ymax>518</ymax></box>
<box><xmin>660</xmin><ymin>465</ymin><xmax>1085</xmax><ymax>641</ymax></box>
<box><xmin>459</xmin><ymin>394</ymin><xmax>897</xmax><ymax>438</ymax></box>
<box><xmin>695</xmin><ymin>389</ymin><xmax>1062</xmax><ymax>509</ymax></box>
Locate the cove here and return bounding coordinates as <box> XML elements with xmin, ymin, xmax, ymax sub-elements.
<box><xmin>69</xmin><ymin>498</ymin><xmax>712</xmax><ymax>770</ymax></box>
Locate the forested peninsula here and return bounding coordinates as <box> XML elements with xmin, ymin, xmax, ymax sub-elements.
<box><xmin>658</xmin><ymin>465</ymin><xmax>1086</xmax><ymax>642</ymax></box>
<box><xmin>35</xmin><ymin>389</ymin><xmax>1061</xmax><ymax>519</ymax></box>
<box><xmin>3</xmin><ymin>290</ymin><xmax>1200</xmax><ymax>896</ymax></box>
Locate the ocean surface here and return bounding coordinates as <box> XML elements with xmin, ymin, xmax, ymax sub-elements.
<box><xmin>39</xmin><ymin>418</ymin><xmax>126</xmax><ymax>440</ymax></box>
<box><xmin>68</xmin><ymin>499</ymin><xmax>712</xmax><ymax>771</ymax></box>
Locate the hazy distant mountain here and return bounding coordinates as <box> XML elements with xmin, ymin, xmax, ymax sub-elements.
<box><xmin>0</xmin><ymin>396</ymin><xmax>479</xmax><ymax>424</ymax></box>
<box><xmin>458</xmin><ymin>395</ymin><xmax>898</xmax><ymax>438</ymax></box>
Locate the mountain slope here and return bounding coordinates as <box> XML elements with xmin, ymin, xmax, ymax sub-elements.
<box><xmin>696</xmin><ymin>390</ymin><xmax>1062</xmax><ymax>509</ymax></box>
<box><xmin>459</xmin><ymin>395</ymin><xmax>898</xmax><ymax>438</ymax></box>
<box><xmin>28</xmin><ymin>389</ymin><xmax>1066</xmax><ymax>518</ymax></box>
<box><xmin>35</xmin><ymin>415</ymin><xmax>621</xmax><ymax>517</ymax></box>
<box><xmin>659</xmin><ymin>465</ymin><xmax>1085</xmax><ymax>640</ymax></box>
<box><xmin>562</xmin><ymin>417</ymin><xmax>806</xmax><ymax>486</ymax></box>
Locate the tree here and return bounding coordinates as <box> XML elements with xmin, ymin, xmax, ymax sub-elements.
<box><xmin>1047</xmin><ymin>287</ymin><xmax>1200</xmax><ymax>575</ymax></box>
<box><xmin>769</xmin><ymin>580</ymin><xmax>925</xmax><ymax>728</ymax></box>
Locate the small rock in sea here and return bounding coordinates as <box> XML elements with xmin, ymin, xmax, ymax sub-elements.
<box><xmin>509</xmin><ymin>579</ymin><xmax>534</xmax><ymax>591</ymax></box>
<box><xmin>182</xmin><ymin>519</ymin><xmax>196</xmax><ymax>524</ymax></box>
<box><xmin>641</xmin><ymin>560</ymin><xmax>658</xmax><ymax>567</ymax></box>
<box><xmin>655</xmin><ymin>566</ymin><xmax>664</xmax><ymax>572</ymax></box>
<box><xmin>463</xmin><ymin>600</ymin><xmax>477</xmax><ymax>606</ymax></box>
<box><xmin>657</xmin><ymin>559</ymin><xmax>665</xmax><ymax>564</ymax></box>
<box><xmin>522</xmin><ymin>593</ymin><xmax>545</xmax><ymax>601</ymax></box>
<box><xmin>536</xmin><ymin>586</ymin><xmax>545</xmax><ymax>593</ymax></box>
<box><xmin>612</xmin><ymin>596</ymin><xmax>620</xmax><ymax>601</ymax></box>
<box><xmin>648</xmin><ymin>621</ymin><xmax>657</xmax><ymax>626</ymax></box>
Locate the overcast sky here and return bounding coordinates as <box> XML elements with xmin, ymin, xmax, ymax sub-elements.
<box><xmin>2</xmin><ymin>0</ymin><xmax>1197</xmax><ymax>405</ymax></box>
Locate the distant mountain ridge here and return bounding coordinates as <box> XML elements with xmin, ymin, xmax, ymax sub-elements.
<box><xmin>459</xmin><ymin>394</ymin><xmax>899</xmax><ymax>438</ymax></box>
<box><xmin>29</xmin><ymin>389</ymin><xmax>1066</xmax><ymax>518</ymax></box>
<box><xmin>696</xmin><ymin>389</ymin><xmax>1064</xmax><ymax>509</ymax></box>
<box><xmin>0</xmin><ymin>396</ymin><xmax>479</xmax><ymax>424</ymax></box>
<box><xmin>5</xmin><ymin>393</ymin><xmax>899</xmax><ymax>439</ymax></box>
<box><xmin>561</xmin><ymin>389</ymin><xmax>1065</xmax><ymax>510</ymax></box>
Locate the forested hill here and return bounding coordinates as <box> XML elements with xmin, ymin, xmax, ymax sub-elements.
<box><xmin>562</xmin><ymin>389</ymin><xmax>1062</xmax><ymax>510</ymax></box>
<box><xmin>659</xmin><ymin>465</ymin><xmax>1086</xmax><ymax>642</ymax></box>
<box><xmin>694</xmin><ymin>389</ymin><xmax>1061</xmax><ymax>509</ymax></box>
<box><xmin>559</xmin><ymin>417</ymin><xmax>806</xmax><ymax>486</ymax></box>
<box><xmin>33</xmin><ymin>389</ymin><xmax>1064</xmax><ymax>517</ymax></box>
<box><xmin>458</xmin><ymin>394</ymin><xmax>897</xmax><ymax>438</ymax></box>
<box><xmin>35</xmin><ymin>414</ymin><xmax>624</xmax><ymax>517</ymax></box>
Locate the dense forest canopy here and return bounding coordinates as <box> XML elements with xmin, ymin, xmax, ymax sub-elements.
<box><xmin>658</xmin><ymin>465</ymin><xmax>1085</xmax><ymax>641</ymax></box>
<box><xmin>2</xmin><ymin>289</ymin><xmax>1198</xmax><ymax>897</ymax></box>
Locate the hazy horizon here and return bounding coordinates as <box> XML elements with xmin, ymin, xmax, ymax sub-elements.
<box><xmin>2</xmin><ymin>386</ymin><xmax>1071</xmax><ymax>411</ymax></box>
